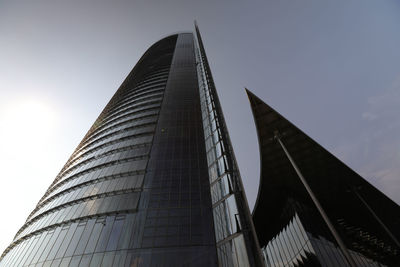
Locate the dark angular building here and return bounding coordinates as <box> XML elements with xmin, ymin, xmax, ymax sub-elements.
<box><xmin>0</xmin><ymin>28</ymin><xmax>262</xmax><ymax>267</ymax></box>
<box><xmin>247</xmin><ymin>90</ymin><xmax>400</xmax><ymax>267</ymax></box>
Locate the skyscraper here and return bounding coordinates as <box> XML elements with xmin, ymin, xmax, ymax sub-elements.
<box><xmin>0</xmin><ymin>27</ymin><xmax>262</xmax><ymax>266</ymax></box>
<box><xmin>2</xmin><ymin>25</ymin><xmax>399</xmax><ymax>267</ymax></box>
<box><xmin>247</xmin><ymin>90</ymin><xmax>400</xmax><ymax>267</ymax></box>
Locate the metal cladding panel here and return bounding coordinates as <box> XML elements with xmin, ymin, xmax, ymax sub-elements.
<box><xmin>0</xmin><ymin>35</ymin><xmax>177</xmax><ymax>267</ymax></box>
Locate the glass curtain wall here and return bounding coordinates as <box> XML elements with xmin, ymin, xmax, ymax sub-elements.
<box><xmin>194</xmin><ymin>24</ymin><xmax>264</xmax><ymax>267</ymax></box>
<box><xmin>0</xmin><ymin>35</ymin><xmax>177</xmax><ymax>267</ymax></box>
<box><xmin>261</xmin><ymin>213</ymin><xmax>389</xmax><ymax>267</ymax></box>
<box><xmin>131</xmin><ymin>33</ymin><xmax>218</xmax><ymax>266</ymax></box>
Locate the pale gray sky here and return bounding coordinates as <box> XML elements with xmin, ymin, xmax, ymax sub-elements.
<box><xmin>1</xmin><ymin>0</ymin><xmax>400</xmax><ymax>254</ymax></box>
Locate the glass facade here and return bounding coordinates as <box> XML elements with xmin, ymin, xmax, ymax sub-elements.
<box><xmin>261</xmin><ymin>212</ymin><xmax>390</xmax><ymax>267</ymax></box>
<box><xmin>194</xmin><ymin>24</ymin><xmax>263</xmax><ymax>267</ymax></box>
<box><xmin>0</xmin><ymin>31</ymin><xmax>262</xmax><ymax>266</ymax></box>
<box><xmin>132</xmin><ymin>33</ymin><xmax>218</xmax><ymax>266</ymax></box>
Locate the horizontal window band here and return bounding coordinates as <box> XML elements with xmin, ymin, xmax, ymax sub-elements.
<box><xmin>100</xmin><ymin>93</ymin><xmax>164</xmax><ymax>122</ymax></box>
<box><xmin>113</xmin><ymin>66</ymin><xmax>169</xmax><ymax>95</ymax></box>
<box><xmin>47</xmin><ymin>151</ymin><xmax>149</xmax><ymax>199</ymax></box>
<box><xmin>75</xmin><ymin>103</ymin><xmax>160</xmax><ymax>150</ymax></box>
<box><xmin>78</xmin><ymin>105</ymin><xmax>160</xmax><ymax>147</ymax></box>
<box><xmin>116</xmin><ymin>71</ymin><xmax>169</xmax><ymax>97</ymax></box>
<box><xmin>63</xmin><ymin>140</ymin><xmax>152</xmax><ymax>178</ymax></box>
<box><xmin>80</xmin><ymin>101</ymin><xmax>160</xmax><ymax>147</ymax></box>
<box><xmin>112</xmin><ymin>84</ymin><xmax>166</xmax><ymax>108</ymax></box>
<box><xmin>99</xmin><ymin>72</ymin><xmax>168</xmax><ymax>114</ymax></box>
<box><xmin>57</xmin><ymin>142</ymin><xmax>149</xmax><ymax>185</ymax></box>
<box><xmin>72</xmin><ymin>124</ymin><xmax>156</xmax><ymax>160</ymax></box>
<box><xmin>67</xmin><ymin>108</ymin><xmax>159</xmax><ymax>165</ymax></box>
<box><xmin>81</xmin><ymin>118</ymin><xmax>158</xmax><ymax>150</ymax></box>
<box><xmin>60</xmin><ymin>129</ymin><xmax>154</xmax><ymax>177</ymax></box>
<box><xmin>28</xmin><ymin>169</ymin><xmax>146</xmax><ymax>221</ymax></box>
<box><xmin>61</xmin><ymin>140</ymin><xmax>153</xmax><ymax>177</ymax></box>
<box><xmin>127</xmin><ymin>66</ymin><xmax>170</xmax><ymax>83</ymax></box>
<box><xmin>75</xmin><ymin>102</ymin><xmax>161</xmax><ymax>155</ymax></box>
<box><xmin>100</xmin><ymin>99</ymin><xmax>162</xmax><ymax>124</ymax></box>
<box><xmin>116</xmin><ymin>76</ymin><xmax>168</xmax><ymax>101</ymax></box>
<box><xmin>129</xmin><ymin>76</ymin><xmax>169</xmax><ymax>91</ymax></box>
<box><xmin>49</xmin><ymin>134</ymin><xmax>152</xmax><ymax>192</ymax></box>
<box><xmin>4</xmin><ymin>209</ymin><xmax>138</xmax><ymax>258</ymax></box>
<box><xmin>39</xmin><ymin>169</ymin><xmax>146</xmax><ymax>217</ymax></box>
<box><xmin>81</xmin><ymin>113</ymin><xmax>159</xmax><ymax>148</ymax></box>
<box><xmin>83</xmin><ymin>106</ymin><xmax>160</xmax><ymax>140</ymax></box>
<box><xmin>27</xmin><ymin>188</ymin><xmax>141</xmax><ymax>227</ymax></box>
<box><xmin>16</xmin><ymin>189</ymin><xmax>141</xmax><ymax>240</ymax></box>
<box><xmin>54</xmin><ymin>155</ymin><xmax>148</xmax><ymax>192</ymax></box>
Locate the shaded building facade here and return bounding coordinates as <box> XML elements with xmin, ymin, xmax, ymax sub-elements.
<box><xmin>0</xmin><ymin>30</ymin><xmax>262</xmax><ymax>267</ymax></box>
<box><xmin>247</xmin><ymin>90</ymin><xmax>400</xmax><ymax>267</ymax></box>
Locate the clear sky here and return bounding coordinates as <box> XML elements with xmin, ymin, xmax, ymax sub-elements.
<box><xmin>1</xmin><ymin>0</ymin><xmax>400</xmax><ymax>254</ymax></box>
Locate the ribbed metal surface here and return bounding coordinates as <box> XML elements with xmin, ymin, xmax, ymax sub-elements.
<box><xmin>0</xmin><ymin>35</ymin><xmax>177</xmax><ymax>267</ymax></box>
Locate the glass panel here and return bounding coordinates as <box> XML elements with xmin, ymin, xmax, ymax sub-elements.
<box><xmin>95</xmin><ymin>216</ymin><xmax>115</xmax><ymax>252</ymax></box>
<box><xmin>24</xmin><ymin>233</ymin><xmax>46</xmax><ymax>265</ymax></box>
<box><xmin>89</xmin><ymin>253</ymin><xmax>104</xmax><ymax>267</ymax></box>
<box><xmin>30</xmin><ymin>232</ymin><xmax>52</xmax><ymax>264</ymax></box>
<box><xmin>117</xmin><ymin>214</ymin><xmax>135</xmax><ymax>250</ymax></box>
<box><xmin>84</xmin><ymin>220</ymin><xmax>104</xmax><ymax>254</ymax></box>
<box><xmin>233</xmin><ymin>234</ymin><xmax>250</xmax><ymax>267</ymax></box>
<box><xmin>69</xmin><ymin>255</ymin><xmax>82</xmax><ymax>267</ymax></box>
<box><xmin>101</xmin><ymin>251</ymin><xmax>115</xmax><ymax>266</ymax></box>
<box><xmin>17</xmin><ymin>236</ymin><xmax>39</xmax><ymax>266</ymax></box>
<box><xmin>106</xmin><ymin>217</ymin><xmax>125</xmax><ymax>251</ymax></box>
<box><xmin>39</xmin><ymin>228</ymin><xmax>61</xmax><ymax>262</ymax></box>
<box><xmin>64</xmin><ymin>222</ymin><xmax>86</xmax><ymax>257</ymax></box>
<box><xmin>112</xmin><ymin>251</ymin><xmax>127</xmax><ymax>267</ymax></box>
<box><xmin>74</xmin><ymin>218</ymin><xmax>96</xmax><ymax>255</ymax></box>
<box><xmin>50</xmin><ymin>258</ymin><xmax>62</xmax><ymax>267</ymax></box>
<box><xmin>78</xmin><ymin>254</ymin><xmax>92</xmax><ymax>267</ymax></box>
<box><xmin>59</xmin><ymin>257</ymin><xmax>71</xmax><ymax>267</ymax></box>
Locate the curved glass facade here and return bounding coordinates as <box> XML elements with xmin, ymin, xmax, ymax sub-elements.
<box><xmin>0</xmin><ymin>34</ymin><xmax>185</xmax><ymax>267</ymax></box>
<box><xmin>0</xmin><ymin>31</ymin><xmax>262</xmax><ymax>267</ymax></box>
